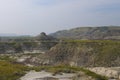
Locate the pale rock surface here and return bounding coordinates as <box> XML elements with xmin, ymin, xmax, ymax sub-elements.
<box><xmin>87</xmin><ymin>67</ymin><xmax>120</xmax><ymax>80</ymax></box>
<box><xmin>20</xmin><ymin>71</ymin><xmax>76</xmax><ymax>80</ymax></box>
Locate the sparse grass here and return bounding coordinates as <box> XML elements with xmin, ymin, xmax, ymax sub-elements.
<box><xmin>31</xmin><ymin>65</ymin><xmax>108</xmax><ymax>80</ymax></box>
<box><xmin>0</xmin><ymin>61</ymin><xmax>29</xmax><ymax>80</ymax></box>
<box><xmin>79</xmin><ymin>68</ymin><xmax>108</xmax><ymax>80</ymax></box>
<box><xmin>0</xmin><ymin>55</ymin><xmax>16</xmax><ymax>62</ymax></box>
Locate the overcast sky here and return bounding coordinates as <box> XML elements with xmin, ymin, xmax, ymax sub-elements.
<box><xmin>0</xmin><ymin>0</ymin><xmax>120</xmax><ymax>35</ymax></box>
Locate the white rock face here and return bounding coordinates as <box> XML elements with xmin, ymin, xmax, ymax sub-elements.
<box><xmin>23</xmin><ymin>50</ymin><xmax>45</xmax><ymax>54</ymax></box>
<box><xmin>20</xmin><ymin>71</ymin><xmax>52</xmax><ymax>80</ymax></box>
<box><xmin>16</xmin><ymin>56</ymin><xmax>30</xmax><ymax>62</ymax></box>
<box><xmin>87</xmin><ymin>67</ymin><xmax>120</xmax><ymax>79</ymax></box>
<box><xmin>20</xmin><ymin>71</ymin><xmax>76</xmax><ymax>80</ymax></box>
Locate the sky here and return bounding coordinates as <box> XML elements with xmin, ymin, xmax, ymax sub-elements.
<box><xmin>0</xmin><ymin>0</ymin><xmax>120</xmax><ymax>35</ymax></box>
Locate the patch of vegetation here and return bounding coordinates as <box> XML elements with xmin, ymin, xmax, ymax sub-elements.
<box><xmin>0</xmin><ymin>61</ymin><xmax>29</xmax><ymax>80</ymax></box>
<box><xmin>0</xmin><ymin>55</ymin><xmax>16</xmax><ymax>62</ymax></box>
<box><xmin>79</xmin><ymin>68</ymin><xmax>108</xmax><ymax>80</ymax></box>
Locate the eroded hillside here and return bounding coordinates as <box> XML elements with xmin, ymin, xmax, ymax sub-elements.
<box><xmin>46</xmin><ymin>40</ymin><xmax>120</xmax><ymax>67</ymax></box>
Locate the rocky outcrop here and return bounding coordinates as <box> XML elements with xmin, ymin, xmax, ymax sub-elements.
<box><xmin>35</xmin><ymin>32</ymin><xmax>57</xmax><ymax>41</ymax></box>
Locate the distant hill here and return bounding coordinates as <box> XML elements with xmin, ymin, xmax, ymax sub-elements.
<box><xmin>50</xmin><ymin>26</ymin><xmax>120</xmax><ymax>40</ymax></box>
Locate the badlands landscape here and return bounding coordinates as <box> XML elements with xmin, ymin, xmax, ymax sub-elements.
<box><xmin>0</xmin><ymin>27</ymin><xmax>120</xmax><ymax>80</ymax></box>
